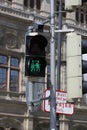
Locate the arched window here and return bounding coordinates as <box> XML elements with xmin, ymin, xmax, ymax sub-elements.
<box><xmin>24</xmin><ymin>0</ymin><xmax>28</xmax><ymax>7</ymax></box>
<box><xmin>75</xmin><ymin>8</ymin><xmax>86</xmax><ymax>24</ymax></box>
<box><xmin>24</xmin><ymin>0</ymin><xmax>41</xmax><ymax>10</ymax></box>
<box><xmin>30</xmin><ymin>0</ymin><xmax>34</xmax><ymax>8</ymax></box>
<box><xmin>76</xmin><ymin>8</ymin><xmax>79</xmax><ymax>22</ymax></box>
<box><xmin>36</xmin><ymin>0</ymin><xmax>41</xmax><ymax>10</ymax></box>
<box><xmin>80</xmin><ymin>9</ymin><xmax>84</xmax><ymax>23</ymax></box>
<box><xmin>56</xmin><ymin>0</ymin><xmax>66</xmax><ymax>18</ymax></box>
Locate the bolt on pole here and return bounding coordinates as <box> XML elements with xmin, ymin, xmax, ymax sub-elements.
<box><xmin>50</xmin><ymin>0</ymin><xmax>57</xmax><ymax>130</ymax></box>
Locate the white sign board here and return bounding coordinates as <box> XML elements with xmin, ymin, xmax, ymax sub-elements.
<box><xmin>44</xmin><ymin>89</ymin><xmax>74</xmax><ymax>115</ymax></box>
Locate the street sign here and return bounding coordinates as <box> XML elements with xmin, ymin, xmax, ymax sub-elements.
<box><xmin>44</xmin><ymin>89</ymin><xmax>74</xmax><ymax>115</ymax></box>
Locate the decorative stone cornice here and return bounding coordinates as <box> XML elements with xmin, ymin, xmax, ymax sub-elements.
<box><xmin>0</xmin><ymin>3</ymin><xmax>49</xmax><ymax>23</ymax></box>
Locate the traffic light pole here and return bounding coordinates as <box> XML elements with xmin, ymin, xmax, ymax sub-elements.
<box><xmin>57</xmin><ymin>0</ymin><xmax>62</xmax><ymax>89</ymax></box>
<box><xmin>57</xmin><ymin>0</ymin><xmax>62</xmax><ymax>129</ymax></box>
<box><xmin>50</xmin><ymin>0</ymin><xmax>57</xmax><ymax>130</ymax></box>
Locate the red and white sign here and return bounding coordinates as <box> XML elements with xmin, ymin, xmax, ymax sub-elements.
<box><xmin>44</xmin><ymin>89</ymin><xmax>74</xmax><ymax>115</ymax></box>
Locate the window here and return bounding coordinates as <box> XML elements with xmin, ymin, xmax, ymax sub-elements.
<box><xmin>0</xmin><ymin>55</ymin><xmax>8</xmax><ymax>90</ymax></box>
<box><xmin>24</xmin><ymin>0</ymin><xmax>28</xmax><ymax>7</ymax></box>
<box><xmin>80</xmin><ymin>9</ymin><xmax>84</xmax><ymax>23</ymax></box>
<box><xmin>36</xmin><ymin>0</ymin><xmax>41</xmax><ymax>10</ymax></box>
<box><xmin>10</xmin><ymin>57</ymin><xmax>19</xmax><ymax>91</ymax></box>
<box><xmin>30</xmin><ymin>0</ymin><xmax>34</xmax><ymax>8</ymax></box>
<box><xmin>0</xmin><ymin>55</ymin><xmax>20</xmax><ymax>92</ymax></box>
<box><xmin>75</xmin><ymin>8</ymin><xmax>86</xmax><ymax>24</ymax></box>
<box><xmin>56</xmin><ymin>0</ymin><xmax>66</xmax><ymax>18</ymax></box>
<box><xmin>76</xmin><ymin>8</ymin><xmax>79</xmax><ymax>22</ymax></box>
<box><xmin>11</xmin><ymin>57</ymin><xmax>19</xmax><ymax>67</ymax></box>
<box><xmin>24</xmin><ymin>0</ymin><xmax>41</xmax><ymax>10</ymax></box>
<box><xmin>0</xmin><ymin>68</ymin><xmax>7</xmax><ymax>90</ymax></box>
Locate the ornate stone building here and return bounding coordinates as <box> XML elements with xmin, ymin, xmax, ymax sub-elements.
<box><xmin>0</xmin><ymin>0</ymin><xmax>87</xmax><ymax>130</ymax></box>
<box><xmin>0</xmin><ymin>0</ymin><xmax>50</xmax><ymax>130</ymax></box>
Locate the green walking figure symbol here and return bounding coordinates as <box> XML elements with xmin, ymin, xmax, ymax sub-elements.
<box><xmin>35</xmin><ymin>61</ymin><xmax>41</xmax><ymax>72</ymax></box>
<box><xmin>30</xmin><ymin>61</ymin><xmax>36</xmax><ymax>72</ymax></box>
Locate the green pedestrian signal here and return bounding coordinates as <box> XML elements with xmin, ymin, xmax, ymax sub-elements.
<box><xmin>27</xmin><ymin>57</ymin><xmax>46</xmax><ymax>77</ymax></box>
<box><xmin>25</xmin><ymin>34</ymin><xmax>48</xmax><ymax>77</ymax></box>
<box><xmin>30</xmin><ymin>60</ymin><xmax>41</xmax><ymax>72</ymax></box>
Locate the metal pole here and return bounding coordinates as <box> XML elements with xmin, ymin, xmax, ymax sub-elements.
<box><xmin>50</xmin><ymin>0</ymin><xmax>57</xmax><ymax>130</ymax></box>
<box><xmin>57</xmin><ymin>0</ymin><xmax>62</xmax><ymax>89</ymax></box>
<box><xmin>57</xmin><ymin>0</ymin><xmax>62</xmax><ymax>129</ymax></box>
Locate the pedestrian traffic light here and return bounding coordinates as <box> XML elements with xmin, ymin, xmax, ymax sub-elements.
<box><xmin>82</xmin><ymin>39</ymin><xmax>87</xmax><ymax>94</ymax></box>
<box><xmin>66</xmin><ymin>32</ymin><xmax>87</xmax><ymax>99</ymax></box>
<box><xmin>25</xmin><ymin>34</ymin><xmax>48</xmax><ymax>77</ymax></box>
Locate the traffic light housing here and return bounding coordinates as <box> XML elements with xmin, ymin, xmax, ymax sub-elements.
<box><xmin>82</xmin><ymin>40</ymin><xmax>87</xmax><ymax>94</ymax></box>
<box><xmin>65</xmin><ymin>0</ymin><xmax>81</xmax><ymax>10</ymax></box>
<box><xmin>65</xmin><ymin>0</ymin><xmax>87</xmax><ymax>10</ymax></box>
<box><xmin>25</xmin><ymin>34</ymin><xmax>48</xmax><ymax>77</ymax></box>
<box><xmin>66</xmin><ymin>32</ymin><xmax>87</xmax><ymax>99</ymax></box>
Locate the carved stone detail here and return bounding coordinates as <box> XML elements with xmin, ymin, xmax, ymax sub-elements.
<box><xmin>5</xmin><ymin>34</ymin><xmax>18</xmax><ymax>49</ymax></box>
<box><xmin>0</xmin><ymin>27</ymin><xmax>23</xmax><ymax>49</ymax></box>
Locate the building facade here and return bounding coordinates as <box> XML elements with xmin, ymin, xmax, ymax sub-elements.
<box><xmin>0</xmin><ymin>0</ymin><xmax>50</xmax><ymax>130</ymax></box>
<box><xmin>0</xmin><ymin>0</ymin><xmax>87</xmax><ymax>130</ymax></box>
